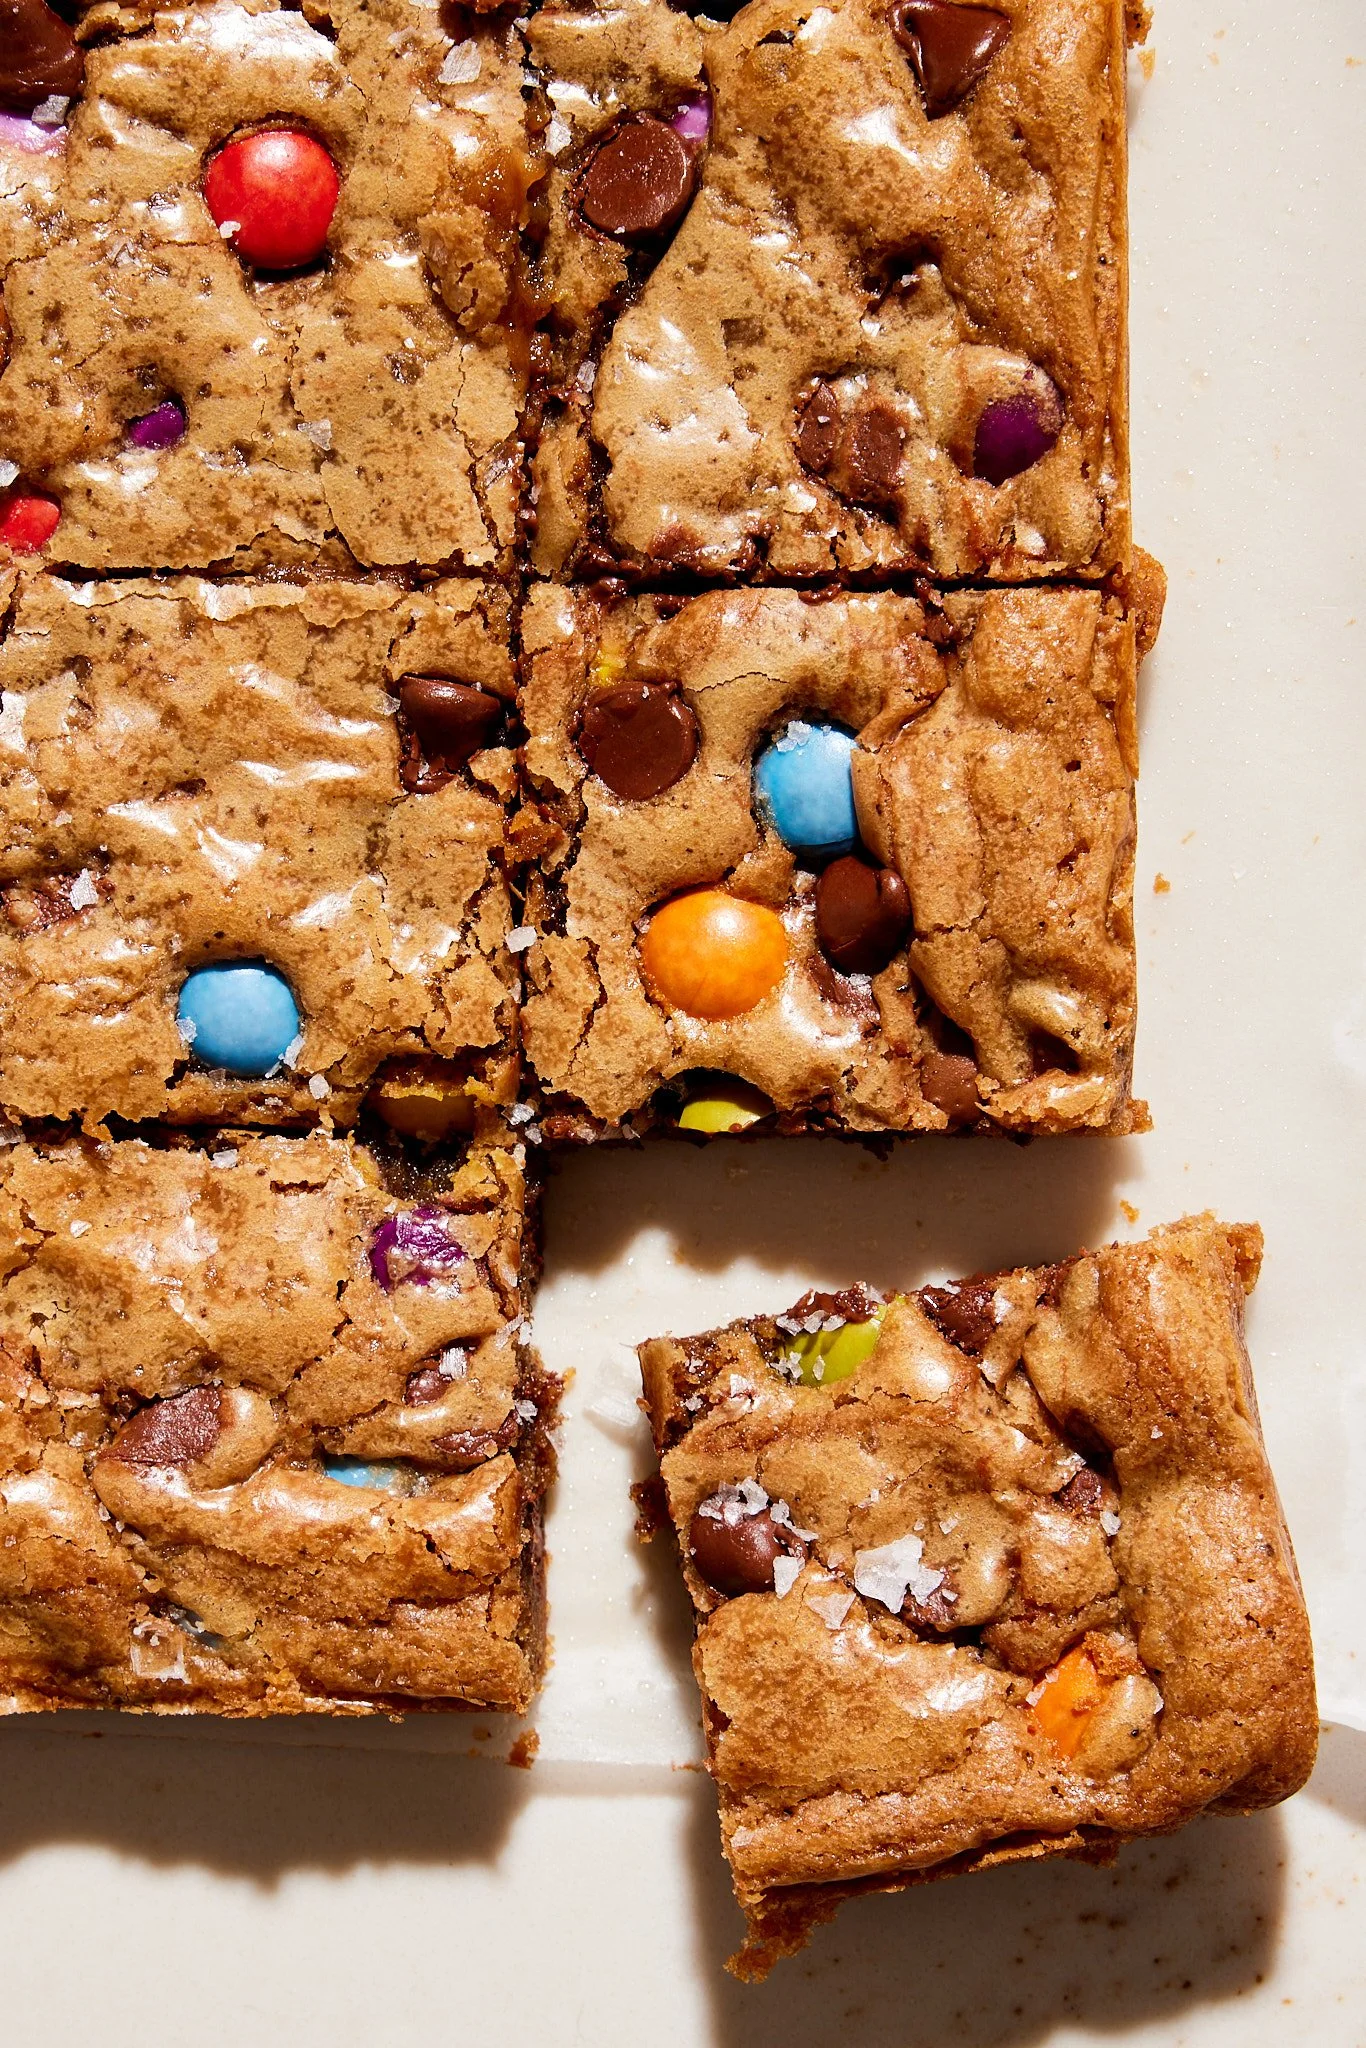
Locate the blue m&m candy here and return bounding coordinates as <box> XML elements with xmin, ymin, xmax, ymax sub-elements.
<box><xmin>320</xmin><ymin>1456</ymin><xmax>418</xmax><ymax>1495</ymax></box>
<box><xmin>753</xmin><ymin>720</ymin><xmax>859</xmax><ymax>861</ymax></box>
<box><xmin>177</xmin><ymin>961</ymin><xmax>301</xmax><ymax>1077</ymax></box>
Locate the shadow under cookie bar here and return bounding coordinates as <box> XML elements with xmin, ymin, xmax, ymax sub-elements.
<box><xmin>0</xmin><ymin>569</ymin><xmax>519</xmax><ymax>1128</ymax></box>
<box><xmin>0</xmin><ymin>0</ymin><xmax>537</xmax><ymax>575</ymax></box>
<box><xmin>635</xmin><ymin>1215</ymin><xmax>1317</xmax><ymax>1979</ymax></box>
<box><xmin>517</xmin><ymin>581</ymin><xmax>1145</xmax><ymax>1140</ymax></box>
<box><xmin>528</xmin><ymin>0</ymin><xmax>1135</xmax><ymax>584</ymax></box>
<box><xmin>0</xmin><ymin>1122</ymin><xmax>555</xmax><ymax>1715</ymax></box>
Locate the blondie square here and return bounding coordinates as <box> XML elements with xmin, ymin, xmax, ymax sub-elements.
<box><xmin>0</xmin><ymin>569</ymin><xmax>519</xmax><ymax>1128</ymax></box>
<box><xmin>0</xmin><ymin>0</ymin><xmax>537</xmax><ymax>573</ymax></box>
<box><xmin>518</xmin><ymin>581</ymin><xmax>1143</xmax><ymax>1139</ymax></box>
<box><xmin>0</xmin><ymin>1122</ymin><xmax>555</xmax><ymax>1714</ymax></box>
<box><xmin>528</xmin><ymin>0</ymin><xmax>1135</xmax><ymax>583</ymax></box>
<box><xmin>637</xmin><ymin>1216</ymin><xmax>1317</xmax><ymax>1976</ymax></box>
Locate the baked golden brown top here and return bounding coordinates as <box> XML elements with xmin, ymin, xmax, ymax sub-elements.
<box><xmin>520</xmin><ymin>581</ymin><xmax>1140</xmax><ymax>1136</ymax></box>
<box><xmin>0</xmin><ymin>570</ymin><xmax>518</xmax><ymax>1126</ymax></box>
<box><xmin>0</xmin><ymin>0</ymin><xmax>536</xmax><ymax>572</ymax></box>
<box><xmin>639</xmin><ymin>1217</ymin><xmax>1316</xmax><ymax>1976</ymax></box>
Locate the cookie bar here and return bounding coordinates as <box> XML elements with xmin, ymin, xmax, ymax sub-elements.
<box><xmin>528</xmin><ymin>0</ymin><xmax>1135</xmax><ymax>583</ymax></box>
<box><xmin>637</xmin><ymin>1216</ymin><xmax>1317</xmax><ymax>1977</ymax></box>
<box><xmin>0</xmin><ymin>1121</ymin><xmax>555</xmax><ymax>1714</ymax></box>
<box><xmin>0</xmin><ymin>0</ymin><xmax>536</xmax><ymax>573</ymax></box>
<box><xmin>0</xmin><ymin>569</ymin><xmax>520</xmax><ymax>1128</ymax></box>
<box><xmin>518</xmin><ymin>581</ymin><xmax>1143</xmax><ymax>1139</ymax></box>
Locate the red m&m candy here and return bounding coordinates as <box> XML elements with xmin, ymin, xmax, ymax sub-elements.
<box><xmin>640</xmin><ymin>889</ymin><xmax>788</xmax><ymax>1021</ymax></box>
<box><xmin>0</xmin><ymin>490</ymin><xmax>59</xmax><ymax>553</ymax></box>
<box><xmin>204</xmin><ymin>129</ymin><xmax>339</xmax><ymax>270</ymax></box>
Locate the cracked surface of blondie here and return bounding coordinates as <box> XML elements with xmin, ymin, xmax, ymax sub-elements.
<box><xmin>529</xmin><ymin>0</ymin><xmax>1132</xmax><ymax>582</ymax></box>
<box><xmin>0</xmin><ymin>569</ymin><xmax>518</xmax><ymax>1126</ymax></box>
<box><xmin>637</xmin><ymin>1216</ymin><xmax>1317</xmax><ymax>1977</ymax></box>
<box><xmin>518</xmin><ymin>581</ymin><xmax>1142</xmax><ymax>1138</ymax></box>
<box><xmin>0</xmin><ymin>1124</ymin><xmax>554</xmax><ymax>1712</ymax></box>
<box><xmin>0</xmin><ymin>0</ymin><xmax>536</xmax><ymax>572</ymax></box>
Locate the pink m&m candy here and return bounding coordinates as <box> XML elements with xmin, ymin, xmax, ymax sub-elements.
<box><xmin>204</xmin><ymin>129</ymin><xmax>339</xmax><ymax>270</ymax></box>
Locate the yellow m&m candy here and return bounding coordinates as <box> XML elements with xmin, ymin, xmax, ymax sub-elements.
<box><xmin>640</xmin><ymin>889</ymin><xmax>788</xmax><ymax>1021</ymax></box>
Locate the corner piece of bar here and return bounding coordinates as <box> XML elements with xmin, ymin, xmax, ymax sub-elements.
<box><xmin>0</xmin><ymin>1123</ymin><xmax>556</xmax><ymax>1715</ymax></box>
<box><xmin>636</xmin><ymin>1216</ymin><xmax>1316</xmax><ymax>1977</ymax></box>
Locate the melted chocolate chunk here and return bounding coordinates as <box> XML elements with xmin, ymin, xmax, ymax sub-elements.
<box><xmin>578</xmin><ymin>682</ymin><xmax>699</xmax><ymax>800</ymax></box>
<box><xmin>434</xmin><ymin>1412</ymin><xmax>519</xmax><ymax>1467</ymax></box>
<box><xmin>109</xmin><ymin>1386</ymin><xmax>222</xmax><ymax>1467</ymax></box>
<box><xmin>920</xmin><ymin>1049</ymin><xmax>980</xmax><ymax>1123</ymax></box>
<box><xmin>784</xmin><ymin>1284</ymin><xmax>885</xmax><ymax>1327</ymax></box>
<box><xmin>918</xmin><ymin>1277</ymin><xmax>998</xmax><ymax>1353</ymax></box>
<box><xmin>688</xmin><ymin>1500</ymin><xmax>782</xmax><ymax>1597</ymax></box>
<box><xmin>0</xmin><ymin>0</ymin><xmax>84</xmax><ymax>115</ymax></box>
<box><xmin>404</xmin><ymin>1365</ymin><xmax>451</xmax><ymax>1407</ymax></box>
<box><xmin>1057</xmin><ymin>1466</ymin><xmax>1104</xmax><ymax>1516</ymax></box>
<box><xmin>892</xmin><ymin>0</ymin><xmax>1011</xmax><ymax>119</ymax></box>
<box><xmin>581</xmin><ymin>118</ymin><xmax>695</xmax><ymax>240</ymax></box>
<box><xmin>902</xmin><ymin>1578</ymin><xmax>959</xmax><ymax>1632</ymax></box>
<box><xmin>396</xmin><ymin>677</ymin><xmax>503</xmax><ymax>792</ymax></box>
<box><xmin>815</xmin><ymin>855</ymin><xmax>912</xmax><ymax>974</ymax></box>
<box><xmin>844</xmin><ymin>403</ymin><xmax>905</xmax><ymax>507</ymax></box>
<box><xmin>795</xmin><ymin>381</ymin><xmax>842</xmax><ymax>477</ymax></box>
<box><xmin>2</xmin><ymin>869</ymin><xmax>108</xmax><ymax>933</ymax></box>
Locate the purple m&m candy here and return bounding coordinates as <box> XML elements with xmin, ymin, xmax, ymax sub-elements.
<box><xmin>127</xmin><ymin>400</ymin><xmax>186</xmax><ymax>451</ymax></box>
<box><xmin>973</xmin><ymin>376</ymin><xmax>1063</xmax><ymax>485</ymax></box>
<box><xmin>369</xmin><ymin>1207</ymin><xmax>466</xmax><ymax>1292</ymax></box>
<box><xmin>671</xmin><ymin>93</ymin><xmax>711</xmax><ymax>144</ymax></box>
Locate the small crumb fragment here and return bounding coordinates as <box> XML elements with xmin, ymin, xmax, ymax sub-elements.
<box><xmin>1120</xmin><ymin>1200</ymin><xmax>1140</xmax><ymax>1225</ymax></box>
<box><xmin>1153</xmin><ymin>872</ymin><xmax>1170</xmax><ymax>894</ymax></box>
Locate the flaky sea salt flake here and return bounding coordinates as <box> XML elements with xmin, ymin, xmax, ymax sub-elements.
<box><xmin>853</xmin><ymin>1533</ymin><xmax>945</xmax><ymax>1613</ymax></box>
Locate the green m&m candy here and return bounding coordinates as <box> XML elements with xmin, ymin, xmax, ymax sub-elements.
<box><xmin>784</xmin><ymin>1307</ymin><xmax>886</xmax><ymax>1386</ymax></box>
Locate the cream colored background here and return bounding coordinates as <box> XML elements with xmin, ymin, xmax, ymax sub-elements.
<box><xmin>1</xmin><ymin>1</ymin><xmax>1363</xmax><ymax>2038</ymax></box>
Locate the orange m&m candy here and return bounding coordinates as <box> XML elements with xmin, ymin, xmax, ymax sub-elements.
<box><xmin>640</xmin><ymin>889</ymin><xmax>788</xmax><ymax>1021</ymax></box>
<box><xmin>1030</xmin><ymin>1643</ymin><xmax>1109</xmax><ymax>1758</ymax></box>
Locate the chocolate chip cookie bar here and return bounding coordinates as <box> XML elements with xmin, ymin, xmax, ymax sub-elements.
<box><xmin>0</xmin><ymin>0</ymin><xmax>536</xmax><ymax>573</ymax></box>
<box><xmin>0</xmin><ymin>569</ymin><xmax>520</xmax><ymax>1129</ymax></box>
<box><xmin>0</xmin><ymin>1121</ymin><xmax>555</xmax><ymax>1714</ymax></box>
<box><xmin>637</xmin><ymin>1216</ymin><xmax>1317</xmax><ymax>1977</ymax></box>
<box><xmin>518</xmin><ymin>581</ymin><xmax>1144</xmax><ymax>1139</ymax></box>
<box><xmin>528</xmin><ymin>0</ymin><xmax>1137</xmax><ymax>583</ymax></box>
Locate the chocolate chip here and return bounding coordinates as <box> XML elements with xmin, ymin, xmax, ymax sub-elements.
<box><xmin>844</xmin><ymin>403</ymin><xmax>904</xmax><ymax>507</ymax></box>
<box><xmin>918</xmin><ymin>1277</ymin><xmax>998</xmax><ymax>1353</ymax></box>
<box><xmin>795</xmin><ymin>381</ymin><xmax>842</xmax><ymax>476</ymax></box>
<box><xmin>688</xmin><ymin>1500</ymin><xmax>782</xmax><ymax>1597</ymax></box>
<box><xmin>396</xmin><ymin>676</ymin><xmax>503</xmax><ymax>792</ymax></box>
<box><xmin>892</xmin><ymin>0</ymin><xmax>1011</xmax><ymax>119</ymax></box>
<box><xmin>434</xmin><ymin>1412</ymin><xmax>519</xmax><ymax>1467</ymax></box>
<box><xmin>1057</xmin><ymin>1467</ymin><xmax>1104</xmax><ymax>1516</ymax></box>
<box><xmin>0</xmin><ymin>0</ymin><xmax>84</xmax><ymax>116</ymax></box>
<box><xmin>815</xmin><ymin>855</ymin><xmax>912</xmax><ymax>974</ymax></box>
<box><xmin>404</xmin><ymin>1366</ymin><xmax>450</xmax><ymax>1407</ymax></box>
<box><xmin>580</xmin><ymin>118</ymin><xmax>695</xmax><ymax>239</ymax></box>
<box><xmin>920</xmin><ymin>1049</ymin><xmax>979</xmax><ymax>1122</ymax></box>
<box><xmin>902</xmin><ymin>1578</ymin><xmax>959</xmax><ymax>1632</ymax></box>
<box><xmin>109</xmin><ymin>1386</ymin><xmax>222</xmax><ymax>1467</ymax></box>
<box><xmin>578</xmin><ymin>682</ymin><xmax>699</xmax><ymax>800</ymax></box>
<box><xmin>784</xmin><ymin>1284</ymin><xmax>885</xmax><ymax>1327</ymax></box>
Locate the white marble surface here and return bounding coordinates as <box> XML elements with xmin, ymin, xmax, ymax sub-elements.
<box><xmin>1</xmin><ymin>1</ymin><xmax>1363</xmax><ymax>2038</ymax></box>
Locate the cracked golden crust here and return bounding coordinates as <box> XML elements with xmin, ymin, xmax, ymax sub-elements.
<box><xmin>638</xmin><ymin>1217</ymin><xmax>1316</xmax><ymax>1978</ymax></box>
<box><xmin>0</xmin><ymin>571</ymin><xmax>518</xmax><ymax>1126</ymax></box>
<box><xmin>519</xmin><ymin>582</ymin><xmax>1142</xmax><ymax>1135</ymax></box>
<box><xmin>529</xmin><ymin>0</ymin><xmax>1130</xmax><ymax>582</ymax></box>
<box><xmin>0</xmin><ymin>0</ymin><xmax>534</xmax><ymax>573</ymax></box>
<box><xmin>0</xmin><ymin>1127</ymin><xmax>556</xmax><ymax>1714</ymax></box>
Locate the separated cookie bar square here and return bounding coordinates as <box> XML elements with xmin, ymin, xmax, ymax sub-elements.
<box><xmin>0</xmin><ymin>569</ymin><xmax>520</xmax><ymax>1127</ymax></box>
<box><xmin>636</xmin><ymin>1216</ymin><xmax>1317</xmax><ymax>1977</ymax></box>
<box><xmin>528</xmin><ymin>0</ymin><xmax>1136</xmax><ymax>583</ymax></box>
<box><xmin>0</xmin><ymin>0</ymin><xmax>536</xmax><ymax>573</ymax></box>
<box><xmin>517</xmin><ymin>581</ymin><xmax>1143</xmax><ymax>1139</ymax></box>
<box><xmin>0</xmin><ymin>1122</ymin><xmax>554</xmax><ymax>1714</ymax></box>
